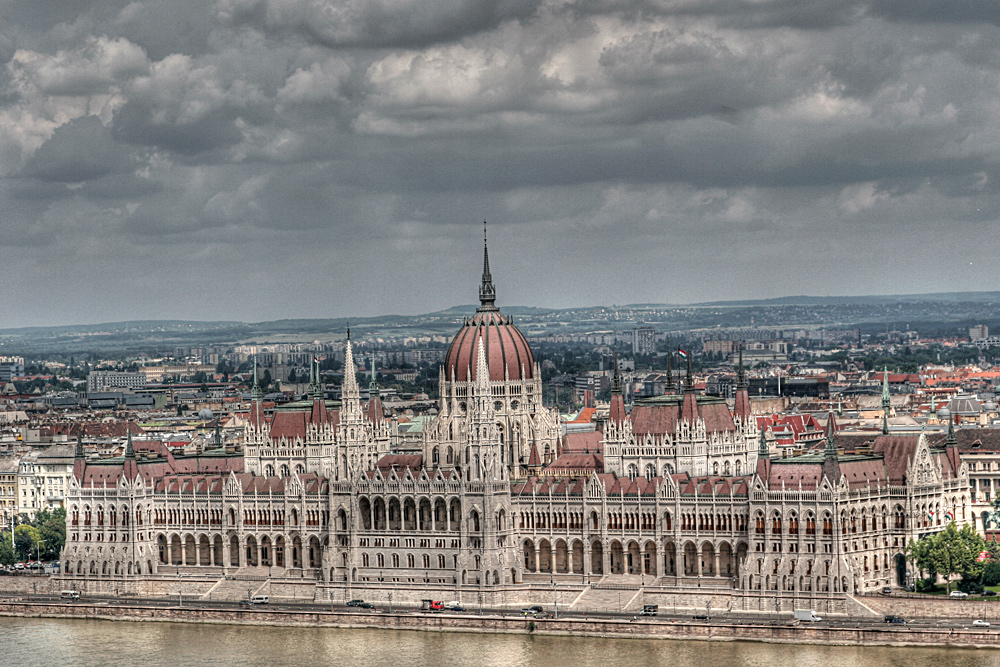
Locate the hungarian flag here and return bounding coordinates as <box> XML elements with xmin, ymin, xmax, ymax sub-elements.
<box><xmin>928</xmin><ymin>509</ymin><xmax>935</xmax><ymax>520</ymax></box>
<box><xmin>678</xmin><ymin>349</ymin><xmax>688</xmax><ymax>359</ymax></box>
<box><xmin>945</xmin><ymin>510</ymin><xmax>954</xmax><ymax>521</ymax></box>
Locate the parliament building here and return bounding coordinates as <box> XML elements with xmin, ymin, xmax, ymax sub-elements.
<box><xmin>60</xmin><ymin>236</ymin><xmax>971</xmax><ymax>611</ymax></box>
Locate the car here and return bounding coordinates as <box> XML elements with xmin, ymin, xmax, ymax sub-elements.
<box><xmin>950</xmin><ymin>590</ymin><xmax>969</xmax><ymax>599</ymax></box>
<box><xmin>239</xmin><ymin>600</ymin><xmax>253</xmax><ymax>608</ymax></box>
<box><xmin>885</xmin><ymin>615</ymin><xmax>906</xmax><ymax>624</ymax></box>
<box><xmin>447</xmin><ymin>606</ymin><xmax>467</xmax><ymax>612</ymax></box>
<box><xmin>973</xmin><ymin>620</ymin><xmax>991</xmax><ymax>627</ymax></box>
<box><xmin>358</xmin><ymin>602</ymin><xmax>374</xmax><ymax>609</ymax></box>
<box><xmin>692</xmin><ymin>615</ymin><xmax>709</xmax><ymax>620</ymax></box>
<box><xmin>881</xmin><ymin>587</ymin><xmax>892</xmax><ymax>595</ymax></box>
<box><xmin>521</xmin><ymin>606</ymin><xmax>543</xmax><ymax>616</ymax></box>
<box><xmin>347</xmin><ymin>599</ymin><xmax>366</xmax><ymax>607</ymax></box>
<box><xmin>984</xmin><ymin>591</ymin><xmax>997</xmax><ymax>597</ymax></box>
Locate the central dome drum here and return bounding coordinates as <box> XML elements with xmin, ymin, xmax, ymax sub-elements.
<box><xmin>443</xmin><ymin>226</ymin><xmax>534</xmax><ymax>383</ymax></box>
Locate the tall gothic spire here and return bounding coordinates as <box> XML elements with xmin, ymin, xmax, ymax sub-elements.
<box><xmin>609</xmin><ymin>352</ymin><xmax>626</xmax><ymax>424</ymax></box>
<box><xmin>310</xmin><ymin>356</ymin><xmax>324</xmax><ymax>401</ymax></box>
<box><xmin>75</xmin><ymin>430</ymin><xmax>84</xmax><ymax>460</ymax></box>
<box><xmin>824</xmin><ymin>412</ymin><xmax>838</xmax><ymax>458</ymax></box>
<box><xmin>881</xmin><ymin>366</ymin><xmax>891</xmax><ymax>435</ymax></box>
<box><xmin>251</xmin><ymin>356</ymin><xmax>262</xmax><ymax>403</ymax></box>
<box><xmin>474</xmin><ymin>335</ymin><xmax>490</xmax><ymax>393</ymax></box>
<box><xmin>737</xmin><ymin>345</ymin><xmax>747</xmax><ymax>389</ymax></box>
<box><xmin>758</xmin><ymin>425</ymin><xmax>769</xmax><ymax>457</ymax></box>
<box><xmin>665</xmin><ymin>347</ymin><xmax>673</xmax><ymax>392</ymax></box>
<box><xmin>478</xmin><ymin>220</ymin><xmax>497</xmax><ymax>311</ymax></box>
<box><xmin>946</xmin><ymin>411</ymin><xmax>957</xmax><ymax>445</ymax></box>
<box><xmin>343</xmin><ymin>337</ymin><xmax>359</xmax><ymax>400</ymax></box>
<box><xmin>611</xmin><ymin>353</ymin><xmax>622</xmax><ymax>394</ymax></box>
<box><xmin>124</xmin><ymin>428</ymin><xmax>135</xmax><ymax>459</ymax></box>
<box><xmin>369</xmin><ymin>354</ymin><xmax>379</xmax><ymax>397</ymax></box>
<box><xmin>684</xmin><ymin>350</ymin><xmax>694</xmax><ymax>392</ymax></box>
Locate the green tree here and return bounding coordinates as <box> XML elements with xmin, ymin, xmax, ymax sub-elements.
<box><xmin>0</xmin><ymin>534</ymin><xmax>15</xmax><ymax>566</ymax></box>
<box><xmin>36</xmin><ymin>508</ymin><xmax>66</xmax><ymax>560</ymax></box>
<box><xmin>14</xmin><ymin>524</ymin><xmax>41</xmax><ymax>561</ymax></box>
<box><xmin>907</xmin><ymin>523</ymin><xmax>985</xmax><ymax>594</ymax></box>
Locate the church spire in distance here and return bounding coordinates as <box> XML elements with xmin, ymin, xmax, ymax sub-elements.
<box><xmin>478</xmin><ymin>220</ymin><xmax>497</xmax><ymax>311</ymax></box>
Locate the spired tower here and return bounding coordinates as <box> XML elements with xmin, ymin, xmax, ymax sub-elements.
<box><xmin>426</xmin><ymin>223</ymin><xmax>559</xmax><ymax>478</ymax></box>
<box><xmin>337</xmin><ymin>335</ymin><xmax>391</xmax><ymax>480</ymax></box>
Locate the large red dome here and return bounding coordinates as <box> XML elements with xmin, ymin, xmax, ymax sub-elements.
<box><xmin>444</xmin><ymin>223</ymin><xmax>534</xmax><ymax>383</ymax></box>
<box><xmin>445</xmin><ymin>310</ymin><xmax>534</xmax><ymax>382</ymax></box>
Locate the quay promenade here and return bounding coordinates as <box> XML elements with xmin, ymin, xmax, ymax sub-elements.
<box><xmin>2</xmin><ymin>597</ymin><xmax>1000</xmax><ymax>650</ymax></box>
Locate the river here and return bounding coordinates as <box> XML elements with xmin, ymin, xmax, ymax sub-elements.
<box><xmin>4</xmin><ymin>616</ymin><xmax>1000</xmax><ymax>666</ymax></box>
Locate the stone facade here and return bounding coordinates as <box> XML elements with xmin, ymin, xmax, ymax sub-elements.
<box><xmin>60</xmin><ymin>238</ymin><xmax>972</xmax><ymax>603</ymax></box>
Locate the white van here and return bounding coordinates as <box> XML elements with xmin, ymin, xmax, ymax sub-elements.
<box><xmin>60</xmin><ymin>590</ymin><xmax>80</xmax><ymax>600</ymax></box>
<box><xmin>251</xmin><ymin>594</ymin><xmax>269</xmax><ymax>605</ymax></box>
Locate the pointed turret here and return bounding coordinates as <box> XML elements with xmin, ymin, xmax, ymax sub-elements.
<box><xmin>474</xmin><ymin>335</ymin><xmax>490</xmax><ymax>394</ymax></box>
<box><xmin>609</xmin><ymin>353</ymin><xmax>626</xmax><ymax>424</ymax></box>
<box><xmin>122</xmin><ymin>429</ymin><xmax>139</xmax><ymax>481</ymax></box>
<box><xmin>73</xmin><ymin>430</ymin><xmax>86</xmax><ymax>480</ymax></box>
<box><xmin>681</xmin><ymin>349</ymin><xmax>700</xmax><ymax>422</ymax></box>
<box><xmin>665</xmin><ymin>348</ymin><xmax>673</xmax><ymax>393</ymax></box>
<box><xmin>733</xmin><ymin>345</ymin><xmax>751</xmax><ymax>419</ymax></box>
<box><xmin>341</xmin><ymin>335</ymin><xmax>362</xmax><ymax>423</ymax></box>
<box><xmin>309</xmin><ymin>355</ymin><xmax>329</xmax><ymax>425</ymax></box>
<box><xmin>367</xmin><ymin>354</ymin><xmax>383</xmax><ymax>423</ymax></box>
<box><xmin>821</xmin><ymin>412</ymin><xmax>842</xmax><ymax>485</ymax></box>
<box><xmin>214</xmin><ymin>420</ymin><xmax>222</xmax><ymax>449</ymax></box>
<box><xmin>249</xmin><ymin>356</ymin><xmax>265</xmax><ymax>428</ymax></box>
<box><xmin>881</xmin><ymin>366</ymin><xmax>891</xmax><ymax>435</ymax></box>
<box><xmin>755</xmin><ymin>424</ymin><xmax>771</xmax><ymax>479</ymax></box>
<box><xmin>946</xmin><ymin>411</ymin><xmax>957</xmax><ymax>446</ymax></box>
<box><xmin>343</xmin><ymin>337</ymin><xmax>360</xmax><ymax>399</ymax></box>
<box><xmin>824</xmin><ymin>412</ymin><xmax>838</xmax><ymax>458</ymax></box>
<box><xmin>478</xmin><ymin>220</ymin><xmax>497</xmax><ymax>311</ymax></box>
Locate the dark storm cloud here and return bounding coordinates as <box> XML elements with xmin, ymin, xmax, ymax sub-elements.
<box><xmin>0</xmin><ymin>0</ymin><xmax>998</xmax><ymax>326</ymax></box>
<box><xmin>21</xmin><ymin>115</ymin><xmax>135</xmax><ymax>182</ymax></box>
<box><xmin>220</xmin><ymin>0</ymin><xmax>544</xmax><ymax>49</ymax></box>
<box><xmin>869</xmin><ymin>1</ymin><xmax>1000</xmax><ymax>25</ymax></box>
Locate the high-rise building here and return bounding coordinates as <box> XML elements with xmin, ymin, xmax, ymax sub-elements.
<box><xmin>633</xmin><ymin>326</ymin><xmax>655</xmax><ymax>355</ymax></box>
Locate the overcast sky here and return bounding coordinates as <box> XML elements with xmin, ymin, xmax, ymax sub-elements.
<box><xmin>0</xmin><ymin>1</ymin><xmax>998</xmax><ymax>327</ymax></box>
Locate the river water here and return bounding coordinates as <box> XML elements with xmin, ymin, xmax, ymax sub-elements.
<box><xmin>4</xmin><ymin>616</ymin><xmax>1000</xmax><ymax>667</ymax></box>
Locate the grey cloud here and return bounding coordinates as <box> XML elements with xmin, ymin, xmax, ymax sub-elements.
<box><xmin>20</xmin><ymin>115</ymin><xmax>135</xmax><ymax>182</ymax></box>
<box><xmin>220</xmin><ymin>0</ymin><xmax>544</xmax><ymax>49</ymax></box>
<box><xmin>0</xmin><ymin>0</ymin><xmax>999</xmax><ymax>326</ymax></box>
<box><xmin>869</xmin><ymin>1</ymin><xmax>1000</xmax><ymax>25</ymax></box>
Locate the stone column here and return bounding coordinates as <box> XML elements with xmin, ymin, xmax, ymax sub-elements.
<box><xmin>550</xmin><ymin>546</ymin><xmax>556</xmax><ymax>574</ymax></box>
<box><xmin>714</xmin><ymin>551</ymin><xmax>720</xmax><ymax>577</ymax></box>
<box><xmin>567</xmin><ymin>547</ymin><xmax>574</xmax><ymax>575</ymax></box>
<box><xmin>533</xmin><ymin>547</ymin><xmax>540</xmax><ymax>573</ymax></box>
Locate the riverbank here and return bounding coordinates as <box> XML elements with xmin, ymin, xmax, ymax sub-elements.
<box><xmin>1</xmin><ymin>600</ymin><xmax>999</xmax><ymax>649</ymax></box>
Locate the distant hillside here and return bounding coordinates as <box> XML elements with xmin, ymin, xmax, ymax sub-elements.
<box><xmin>689</xmin><ymin>292</ymin><xmax>1000</xmax><ymax>307</ymax></box>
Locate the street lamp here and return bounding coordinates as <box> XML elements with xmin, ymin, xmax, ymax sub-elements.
<box><xmin>553</xmin><ymin>582</ymin><xmax>558</xmax><ymax>619</ymax></box>
<box><xmin>178</xmin><ymin>572</ymin><xmax>184</xmax><ymax>607</ymax></box>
